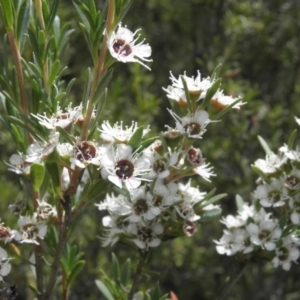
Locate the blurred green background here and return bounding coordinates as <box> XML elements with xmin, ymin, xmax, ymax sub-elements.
<box><xmin>1</xmin><ymin>0</ymin><xmax>300</xmax><ymax>299</ymax></box>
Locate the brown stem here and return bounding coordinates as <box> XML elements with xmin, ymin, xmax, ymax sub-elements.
<box><xmin>32</xmin><ymin>191</ymin><xmax>45</xmax><ymax>299</ymax></box>
<box><xmin>7</xmin><ymin>30</ymin><xmax>28</xmax><ymax>117</ymax></box>
<box><xmin>216</xmin><ymin>264</ymin><xmax>247</xmax><ymax>300</ymax></box>
<box><xmin>127</xmin><ymin>254</ymin><xmax>146</xmax><ymax>300</ymax></box>
<box><xmin>44</xmin><ymin>194</ymin><xmax>72</xmax><ymax>300</ymax></box>
<box><xmin>35</xmin><ymin>241</ymin><xmax>45</xmax><ymax>299</ymax></box>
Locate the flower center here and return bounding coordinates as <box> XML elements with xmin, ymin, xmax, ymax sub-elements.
<box><xmin>133</xmin><ymin>199</ymin><xmax>148</xmax><ymax>215</ymax></box>
<box><xmin>153</xmin><ymin>159</ymin><xmax>167</xmax><ymax>174</ymax></box>
<box><xmin>115</xmin><ymin>159</ymin><xmax>134</xmax><ymax>179</ymax></box>
<box><xmin>113</xmin><ymin>39</ymin><xmax>132</xmax><ymax>56</ymax></box>
<box><xmin>184</xmin><ymin>122</ymin><xmax>201</xmax><ymax>135</ymax></box>
<box><xmin>74</xmin><ymin>141</ymin><xmax>96</xmax><ymax>162</ymax></box>
<box><xmin>285</xmin><ymin>175</ymin><xmax>300</xmax><ymax>190</ymax></box>
<box><xmin>187</xmin><ymin>148</ymin><xmax>202</xmax><ymax>165</ymax></box>
<box><xmin>137</xmin><ymin>226</ymin><xmax>154</xmax><ymax>242</ymax></box>
<box><xmin>153</xmin><ymin>195</ymin><xmax>163</xmax><ymax>207</ymax></box>
<box><xmin>23</xmin><ymin>223</ymin><xmax>38</xmax><ymax>240</ymax></box>
<box><xmin>0</xmin><ymin>226</ymin><xmax>11</xmax><ymax>239</ymax></box>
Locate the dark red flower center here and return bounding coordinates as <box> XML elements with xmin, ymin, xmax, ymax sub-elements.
<box><xmin>184</xmin><ymin>122</ymin><xmax>201</xmax><ymax>135</ymax></box>
<box><xmin>74</xmin><ymin>141</ymin><xmax>96</xmax><ymax>162</ymax></box>
<box><xmin>113</xmin><ymin>39</ymin><xmax>132</xmax><ymax>56</ymax></box>
<box><xmin>187</xmin><ymin>148</ymin><xmax>202</xmax><ymax>165</ymax></box>
<box><xmin>115</xmin><ymin>159</ymin><xmax>134</xmax><ymax>179</ymax></box>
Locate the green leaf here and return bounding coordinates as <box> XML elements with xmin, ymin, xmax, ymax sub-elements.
<box><xmin>197</xmin><ymin>193</ymin><xmax>227</xmax><ymax>209</ymax></box>
<box><xmin>45</xmin><ymin>162</ymin><xmax>61</xmax><ymax>196</ymax></box>
<box><xmin>181</xmin><ymin>76</ymin><xmax>192</xmax><ymax>113</ymax></box>
<box><xmin>30</xmin><ymin>163</ymin><xmax>45</xmax><ymax>192</ymax></box>
<box><xmin>120</xmin><ymin>258</ymin><xmax>131</xmax><ymax>286</ymax></box>
<box><xmin>95</xmin><ymin>280</ymin><xmax>115</xmax><ymax>300</ymax></box>
<box><xmin>85</xmin><ymin>180</ymin><xmax>111</xmax><ymax>202</ymax></box>
<box><xmin>48</xmin><ymin>0</ymin><xmax>60</xmax><ymax>29</ymax></box>
<box><xmin>49</xmin><ymin>59</ymin><xmax>60</xmax><ymax>86</ymax></box>
<box><xmin>211</xmin><ymin>97</ymin><xmax>244</xmax><ymax>120</ymax></box>
<box><xmin>149</xmin><ymin>282</ymin><xmax>161</xmax><ymax>300</ymax></box>
<box><xmin>251</xmin><ymin>165</ymin><xmax>271</xmax><ymax>183</ymax></box>
<box><xmin>56</xmin><ymin>126</ymin><xmax>76</xmax><ymax>145</ymax></box>
<box><xmin>16</xmin><ymin>0</ymin><xmax>31</xmax><ymax>48</ymax></box>
<box><xmin>93</xmin><ymin>68</ymin><xmax>114</xmax><ymax>104</ymax></box>
<box><xmin>67</xmin><ymin>260</ymin><xmax>85</xmax><ymax>288</ymax></box>
<box><xmin>200</xmin><ymin>78</ymin><xmax>221</xmax><ymax>109</ymax></box>
<box><xmin>10</xmin><ymin>123</ymin><xmax>25</xmax><ymax>151</ymax></box>
<box><xmin>111</xmin><ymin>253</ymin><xmax>120</xmax><ymax>281</ymax></box>
<box><xmin>257</xmin><ymin>135</ymin><xmax>272</xmax><ymax>155</ymax></box>
<box><xmin>128</xmin><ymin>126</ymin><xmax>144</xmax><ymax>149</ymax></box>
<box><xmin>211</xmin><ymin>64</ymin><xmax>222</xmax><ymax>81</ymax></box>
<box><xmin>0</xmin><ymin>0</ymin><xmax>14</xmax><ymax>29</ymax></box>
<box><xmin>137</xmin><ymin>136</ymin><xmax>159</xmax><ymax>152</ymax></box>
<box><xmin>73</xmin><ymin>0</ymin><xmax>92</xmax><ymax>31</ymax></box>
<box><xmin>199</xmin><ymin>208</ymin><xmax>222</xmax><ymax>222</ymax></box>
<box><xmin>288</xmin><ymin>129</ymin><xmax>297</xmax><ymax>150</ymax></box>
<box><xmin>116</xmin><ymin>0</ymin><xmax>133</xmax><ymax>24</ymax></box>
<box><xmin>197</xmin><ymin>188</ymin><xmax>216</xmax><ymax>203</ymax></box>
<box><xmin>235</xmin><ymin>194</ymin><xmax>244</xmax><ymax>213</ymax></box>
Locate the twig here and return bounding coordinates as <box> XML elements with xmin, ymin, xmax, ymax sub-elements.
<box><xmin>216</xmin><ymin>264</ymin><xmax>248</xmax><ymax>300</ymax></box>
<box><xmin>44</xmin><ymin>194</ymin><xmax>72</xmax><ymax>300</ymax></box>
<box><xmin>127</xmin><ymin>253</ymin><xmax>146</xmax><ymax>300</ymax></box>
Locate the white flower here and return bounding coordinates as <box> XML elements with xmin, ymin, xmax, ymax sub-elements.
<box><xmin>253</xmin><ymin>178</ymin><xmax>289</xmax><ymax>207</ymax></box>
<box><xmin>26</xmin><ymin>132</ymin><xmax>60</xmax><ymax>163</ymax></box>
<box><xmin>253</xmin><ymin>152</ymin><xmax>286</xmax><ymax>174</ymax></box>
<box><xmin>272</xmin><ymin>236</ymin><xmax>300</xmax><ymax>271</ymax></box>
<box><xmin>70</xmin><ymin>140</ymin><xmax>100</xmax><ymax>169</ymax></box>
<box><xmin>36</xmin><ymin>199</ymin><xmax>57</xmax><ymax>221</ymax></box>
<box><xmin>246</xmin><ymin>209</ymin><xmax>281</xmax><ymax>251</ymax></box>
<box><xmin>128</xmin><ymin>222</ymin><xmax>163</xmax><ymax>250</ymax></box>
<box><xmin>148</xmin><ymin>151</ymin><xmax>178</xmax><ymax>179</ymax></box>
<box><xmin>15</xmin><ymin>214</ymin><xmax>47</xmax><ymax>245</ymax></box>
<box><xmin>96</xmin><ymin>193</ymin><xmax>131</xmax><ymax>217</ymax></box>
<box><xmin>6</xmin><ymin>153</ymin><xmax>30</xmax><ymax>174</ymax></box>
<box><xmin>215</xmin><ymin>228</ymin><xmax>253</xmax><ymax>256</ymax></box>
<box><xmin>168</xmin><ymin>109</ymin><xmax>210</xmax><ymax>139</ymax></box>
<box><xmin>100</xmin><ymin>216</ymin><xmax>125</xmax><ymax>247</ymax></box>
<box><xmin>0</xmin><ymin>222</ymin><xmax>16</xmax><ymax>243</ymax></box>
<box><xmin>32</xmin><ymin>104</ymin><xmax>83</xmax><ymax>130</ymax></box>
<box><xmin>100</xmin><ymin>144</ymin><xmax>151</xmax><ymax>190</ymax></box>
<box><xmin>176</xmin><ymin>180</ymin><xmax>206</xmax><ymax>221</ymax></box>
<box><xmin>0</xmin><ymin>247</ymin><xmax>12</xmax><ymax>281</ymax></box>
<box><xmin>210</xmin><ymin>90</ymin><xmax>244</xmax><ymax>110</ymax></box>
<box><xmin>107</xmin><ymin>23</ymin><xmax>152</xmax><ymax>70</ymax></box>
<box><xmin>163</xmin><ymin>71</ymin><xmax>213</xmax><ymax>101</ymax></box>
<box><xmin>279</xmin><ymin>144</ymin><xmax>300</xmax><ymax>162</ymax></box>
<box><xmin>100</xmin><ymin>121</ymin><xmax>150</xmax><ymax>143</ymax></box>
<box><xmin>284</xmin><ymin>168</ymin><xmax>300</xmax><ymax>190</ymax></box>
<box><xmin>128</xmin><ymin>187</ymin><xmax>161</xmax><ymax>222</ymax></box>
<box><xmin>185</xmin><ymin>147</ymin><xmax>215</xmax><ymax>181</ymax></box>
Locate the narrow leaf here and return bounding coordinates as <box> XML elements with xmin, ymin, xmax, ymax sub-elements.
<box><xmin>111</xmin><ymin>253</ymin><xmax>120</xmax><ymax>281</ymax></box>
<box><xmin>0</xmin><ymin>0</ymin><xmax>14</xmax><ymax>29</ymax></box>
<box><xmin>16</xmin><ymin>0</ymin><xmax>31</xmax><ymax>48</ymax></box>
<box><xmin>30</xmin><ymin>163</ymin><xmax>45</xmax><ymax>192</ymax></box>
<box><xmin>128</xmin><ymin>126</ymin><xmax>144</xmax><ymax>149</ymax></box>
<box><xmin>95</xmin><ymin>280</ymin><xmax>115</xmax><ymax>300</ymax></box>
<box><xmin>257</xmin><ymin>135</ymin><xmax>273</xmax><ymax>155</ymax></box>
<box><xmin>235</xmin><ymin>194</ymin><xmax>244</xmax><ymax>213</ymax></box>
<box><xmin>288</xmin><ymin>129</ymin><xmax>297</xmax><ymax>150</ymax></box>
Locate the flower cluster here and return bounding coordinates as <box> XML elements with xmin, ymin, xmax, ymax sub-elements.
<box><xmin>216</xmin><ymin>122</ymin><xmax>300</xmax><ymax>270</ymax></box>
<box><xmin>2</xmin><ymin>23</ymin><xmax>244</xmax><ymax>277</ymax></box>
